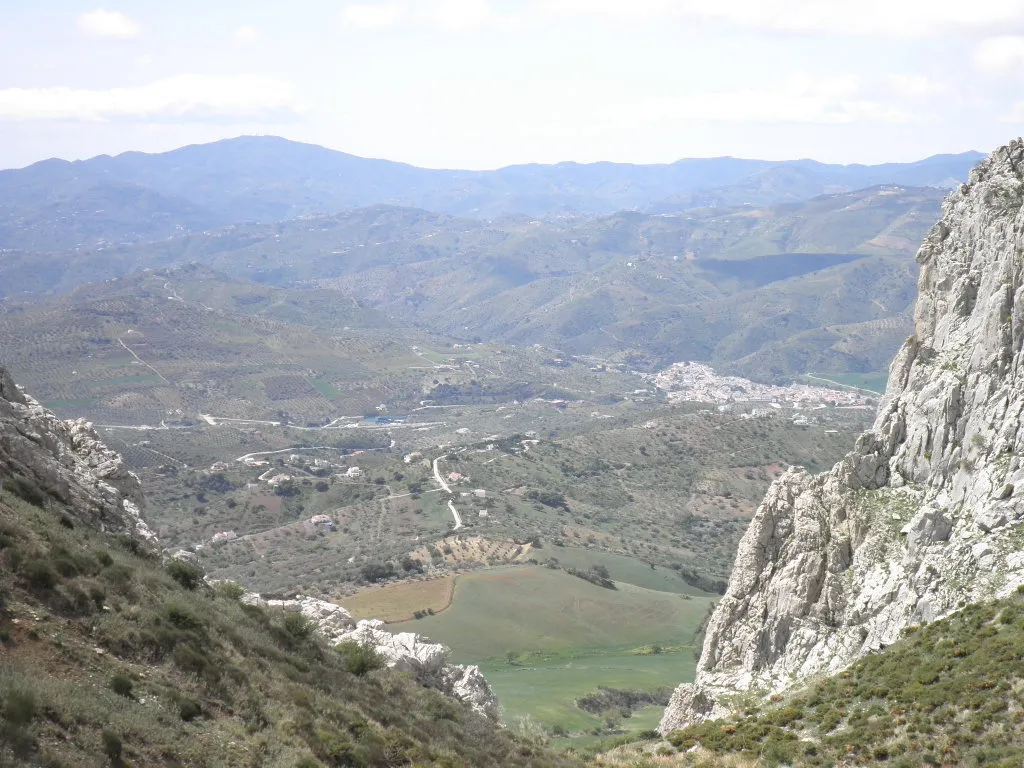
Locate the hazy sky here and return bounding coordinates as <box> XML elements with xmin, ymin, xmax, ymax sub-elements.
<box><xmin>2</xmin><ymin>1</ymin><xmax>1024</xmax><ymax>170</ymax></box>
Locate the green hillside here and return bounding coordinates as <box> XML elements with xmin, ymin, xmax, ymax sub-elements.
<box><xmin>619</xmin><ymin>590</ymin><xmax>1024</xmax><ymax>767</ymax></box>
<box><xmin>0</xmin><ymin>480</ymin><xmax>577</xmax><ymax>767</ymax></box>
<box><xmin>389</xmin><ymin>566</ymin><xmax>714</xmax><ymax>736</ymax></box>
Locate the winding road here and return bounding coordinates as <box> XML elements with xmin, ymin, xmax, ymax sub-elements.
<box><xmin>432</xmin><ymin>455</ymin><xmax>463</xmax><ymax>530</ymax></box>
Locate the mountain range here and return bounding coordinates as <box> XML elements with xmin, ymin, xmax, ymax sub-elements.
<box><xmin>0</xmin><ymin>135</ymin><xmax>983</xmax><ymax>251</ymax></box>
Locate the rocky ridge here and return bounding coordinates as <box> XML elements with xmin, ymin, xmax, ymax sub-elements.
<box><xmin>0</xmin><ymin>364</ymin><xmax>153</xmax><ymax>542</ymax></box>
<box><xmin>246</xmin><ymin>594</ymin><xmax>501</xmax><ymax>721</ymax></box>
<box><xmin>0</xmin><ymin>362</ymin><xmax>501</xmax><ymax>723</ymax></box>
<box><xmin>660</xmin><ymin>140</ymin><xmax>1024</xmax><ymax>733</ymax></box>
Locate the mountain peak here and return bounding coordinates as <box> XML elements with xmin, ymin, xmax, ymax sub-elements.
<box><xmin>660</xmin><ymin>139</ymin><xmax>1024</xmax><ymax>732</ymax></box>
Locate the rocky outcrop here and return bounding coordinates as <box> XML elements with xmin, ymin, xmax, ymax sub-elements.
<box><xmin>250</xmin><ymin>594</ymin><xmax>501</xmax><ymax>721</ymax></box>
<box><xmin>661</xmin><ymin>141</ymin><xmax>1024</xmax><ymax>733</ymax></box>
<box><xmin>0</xmin><ymin>364</ymin><xmax>153</xmax><ymax>542</ymax></box>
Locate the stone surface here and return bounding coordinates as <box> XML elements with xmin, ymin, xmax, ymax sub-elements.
<box><xmin>0</xmin><ymin>364</ymin><xmax>153</xmax><ymax>542</ymax></box>
<box><xmin>253</xmin><ymin>594</ymin><xmax>500</xmax><ymax>721</ymax></box>
<box><xmin>661</xmin><ymin>141</ymin><xmax>1024</xmax><ymax>734</ymax></box>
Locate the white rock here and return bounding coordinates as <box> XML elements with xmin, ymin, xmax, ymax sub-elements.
<box><xmin>661</xmin><ymin>141</ymin><xmax>1024</xmax><ymax>735</ymax></box>
<box><xmin>261</xmin><ymin>596</ymin><xmax>501</xmax><ymax>720</ymax></box>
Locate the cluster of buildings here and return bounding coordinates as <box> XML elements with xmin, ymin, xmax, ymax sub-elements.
<box><xmin>650</xmin><ymin>362</ymin><xmax>876</xmax><ymax>408</ymax></box>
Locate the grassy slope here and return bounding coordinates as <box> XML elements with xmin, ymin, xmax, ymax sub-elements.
<box><xmin>0</xmin><ymin>485</ymin><xmax>577</xmax><ymax>768</ymax></box>
<box><xmin>532</xmin><ymin>548</ymin><xmax>706</xmax><ymax>596</ymax></box>
<box><xmin>388</xmin><ymin>566</ymin><xmax>713</xmax><ymax>735</ymax></box>
<box><xmin>625</xmin><ymin>589</ymin><xmax>1024</xmax><ymax>768</ymax></box>
<box><xmin>391</xmin><ymin>566</ymin><xmax>714</xmax><ymax>663</ymax></box>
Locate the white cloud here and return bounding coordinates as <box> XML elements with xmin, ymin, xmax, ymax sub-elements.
<box><xmin>626</xmin><ymin>76</ymin><xmax>914</xmax><ymax>125</ymax></box>
<box><xmin>426</xmin><ymin>0</ymin><xmax>501</xmax><ymax>31</ymax></box>
<box><xmin>887</xmin><ymin>74</ymin><xmax>946</xmax><ymax>96</ymax></box>
<box><xmin>998</xmin><ymin>102</ymin><xmax>1024</xmax><ymax>121</ymax></box>
<box><xmin>338</xmin><ymin>3</ymin><xmax>406</xmax><ymax>29</ymax></box>
<box><xmin>0</xmin><ymin>75</ymin><xmax>301</xmax><ymax>122</ymax></box>
<box><xmin>234</xmin><ymin>26</ymin><xmax>262</xmax><ymax>44</ymax></box>
<box><xmin>974</xmin><ymin>35</ymin><xmax>1024</xmax><ymax>74</ymax></box>
<box><xmin>544</xmin><ymin>0</ymin><xmax>1024</xmax><ymax>37</ymax></box>
<box><xmin>338</xmin><ymin>0</ymin><xmax>504</xmax><ymax>31</ymax></box>
<box><xmin>77</xmin><ymin>9</ymin><xmax>140</xmax><ymax>40</ymax></box>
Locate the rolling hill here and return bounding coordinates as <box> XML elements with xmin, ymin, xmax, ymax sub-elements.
<box><xmin>0</xmin><ymin>135</ymin><xmax>980</xmax><ymax>250</ymax></box>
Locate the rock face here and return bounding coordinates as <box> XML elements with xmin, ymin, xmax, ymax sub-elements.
<box><xmin>252</xmin><ymin>595</ymin><xmax>501</xmax><ymax>721</ymax></box>
<box><xmin>0</xmin><ymin>364</ymin><xmax>153</xmax><ymax>541</ymax></box>
<box><xmin>661</xmin><ymin>141</ymin><xmax>1024</xmax><ymax>733</ymax></box>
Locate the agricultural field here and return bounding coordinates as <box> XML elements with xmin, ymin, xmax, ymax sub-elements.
<box><xmin>383</xmin><ymin>565</ymin><xmax>714</xmax><ymax>737</ymax></box>
<box><xmin>804</xmin><ymin>371</ymin><xmax>890</xmax><ymax>395</ymax></box>
<box><xmin>341</xmin><ymin>576</ymin><xmax>455</xmax><ymax>622</ymax></box>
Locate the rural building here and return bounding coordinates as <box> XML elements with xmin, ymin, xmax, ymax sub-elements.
<box><xmin>345</xmin><ymin>466</ymin><xmax>364</xmax><ymax>478</ymax></box>
<box><xmin>472</xmin><ymin>489</ymin><xmax>487</xmax><ymax>498</ymax></box>
<box><xmin>266</xmin><ymin>473</ymin><xmax>292</xmax><ymax>486</ymax></box>
<box><xmin>403</xmin><ymin>451</ymin><xmax>423</xmax><ymax>463</ymax></box>
<box><xmin>309</xmin><ymin>514</ymin><xmax>335</xmax><ymax>529</ymax></box>
<box><xmin>211</xmin><ymin>531</ymin><xmax>238</xmax><ymax>543</ymax></box>
<box><xmin>447</xmin><ymin>472</ymin><xmax>465</xmax><ymax>483</ymax></box>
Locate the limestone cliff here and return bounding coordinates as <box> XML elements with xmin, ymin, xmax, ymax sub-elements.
<box><xmin>249</xmin><ymin>594</ymin><xmax>501</xmax><ymax>721</ymax></box>
<box><xmin>0</xmin><ymin>364</ymin><xmax>153</xmax><ymax>542</ymax></box>
<box><xmin>661</xmin><ymin>140</ymin><xmax>1024</xmax><ymax>733</ymax></box>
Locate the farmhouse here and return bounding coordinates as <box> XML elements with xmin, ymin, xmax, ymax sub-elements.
<box><xmin>345</xmin><ymin>466</ymin><xmax>364</xmax><ymax>478</ymax></box>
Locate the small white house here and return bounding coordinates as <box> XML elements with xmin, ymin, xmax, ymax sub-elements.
<box><xmin>472</xmin><ymin>489</ymin><xmax>487</xmax><ymax>498</ymax></box>
<box><xmin>345</xmin><ymin>466</ymin><xmax>363</xmax><ymax>478</ymax></box>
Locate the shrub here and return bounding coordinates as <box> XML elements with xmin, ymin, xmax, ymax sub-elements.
<box><xmin>165</xmin><ymin>602</ymin><xmax>202</xmax><ymax>630</ymax></box>
<box><xmin>336</xmin><ymin>640</ymin><xmax>384</xmax><ymax>676</ymax></box>
<box><xmin>4</xmin><ymin>688</ymin><xmax>37</xmax><ymax>726</ymax></box>
<box><xmin>172</xmin><ymin>644</ymin><xmax>209</xmax><ymax>676</ymax></box>
<box><xmin>6</xmin><ymin>476</ymin><xmax>46</xmax><ymax>507</ymax></box>
<box><xmin>283</xmin><ymin>613</ymin><xmax>312</xmax><ymax>640</ymax></box>
<box><xmin>109</xmin><ymin>674</ymin><xmax>134</xmax><ymax>698</ymax></box>
<box><xmin>166</xmin><ymin>560</ymin><xmax>204</xmax><ymax>590</ymax></box>
<box><xmin>178</xmin><ymin>699</ymin><xmax>202</xmax><ymax>722</ymax></box>
<box><xmin>23</xmin><ymin>559</ymin><xmax>59</xmax><ymax>591</ymax></box>
<box><xmin>101</xmin><ymin>730</ymin><xmax>123</xmax><ymax>762</ymax></box>
<box><xmin>215</xmin><ymin>581</ymin><xmax>246</xmax><ymax>601</ymax></box>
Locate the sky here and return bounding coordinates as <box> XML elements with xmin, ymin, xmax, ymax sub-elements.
<box><xmin>1</xmin><ymin>1</ymin><xmax>1024</xmax><ymax>170</ymax></box>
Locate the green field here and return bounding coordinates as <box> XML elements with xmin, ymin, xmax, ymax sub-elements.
<box><xmin>806</xmin><ymin>371</ymin><xmax>889</xmax><ymax>395</ymax></box>
<box><xmin>390</xmin><ymin>565</ymin><xmax>713</xmax><ymax>735</ymax></box>
<box><xmin>484</xmin><ymin>653</ymin><xmax>693</xmax><ymax>735</ymax></box>
<box><xmin>538</xmin><ymin>547</ymin><xmax>707</xmax><ymax>595</ymax></box>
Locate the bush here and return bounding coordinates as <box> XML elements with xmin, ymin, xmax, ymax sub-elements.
<box><xmin>165</xmin><ymin>602</ymin><xmax>203</xmax><ymax>630</ymax></box>
<box><xmin>101</xmin><ymin>730</ymin><xmax>123</xmax><ymax>762</ymax></box>
<box><xmin>5</xmin><ymin>476</ymin><xmax>46</xmax><ymax>507</ymax></box>
<box><xmin>167</xmin><ymin>560</ymin><xmax>204</xmax><ymax>590</ymax></box>
<box><xmin>109</xmin><ymin>674</ymin><xmax>134</xmax><ymax>698</ymax></box>
<box><xmin>23</xmin><ymin>559</ymin><xmax>59</xmax><ymax>591</ymax></box>
<box><xmin>215</xmin><ymin>581</ymin><xmax>246</xmax><ymax>601</ymax></box>
<box><xmin>336</xmin><ymin>640</ymin><xmax>384</xmax><ymax>676</ymax></box>
<box><xmin>178</xmin><ymin>699</ymin><xmax>202</xmax><ymax>722</ymax></box>
<box><xmin>283</xmin><ymin>612</ymin><xmax>313</xmax><ymax>640</ymax></box>
<box><xmin>3</xmin><ymin>688</ymin><xmax>37</xmax><ymax>726</ymax></box>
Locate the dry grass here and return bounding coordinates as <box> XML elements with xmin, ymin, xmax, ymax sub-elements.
<box><xmin>340</xmin><ymin>575</ymin><xmax>455</xmax><ymax>622</ymax></box>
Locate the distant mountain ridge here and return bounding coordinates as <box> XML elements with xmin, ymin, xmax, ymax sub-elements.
<box><xmin>0</xmin><ymin>135</ymin><xmax>984</xmax><ymax>250</ymax></box>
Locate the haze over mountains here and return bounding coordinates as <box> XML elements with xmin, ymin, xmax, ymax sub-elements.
<box><xmin>0</xmin><ymin>136</ymin><xmax>983</xmax><ymax>385</ymax></box>
<box><xmin>0</xmin><ymin>136</ymin><xmax>982</xmax><ymax>251</ymax></box>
